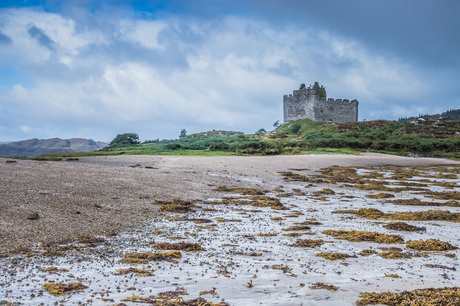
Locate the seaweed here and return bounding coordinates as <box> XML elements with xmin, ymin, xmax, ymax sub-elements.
<box><xmin>383</xmin><ymin>222</ymin><xmax>426</xmax><ymax>232</ymax></box>
<box><xmin>357</xmin><ymin>287</ymin><xmax>460</xmax><ymax>305</ymax></box>
<box><xmin>282</xmin><ymin>225</ymin><xmax>311</xmax><ymax>231</ymax></box>
<box><xmin>152</xmin><ymin>199</ymin><xmax>197</xmax><ymax>213</ymax></box>
<box><xmin>120</xmin><ymin>250</ymin><xmax>182</xmax><ymax>264</ymax></box>
<box><xmin>359</xmin><ymin>249</ymin><xmax>377</xmax><ymax>256</ymax></box>
<box><xmin>214</xmin><ymin>186</ymin><xmax>265</xmax><ymax>195</ymax></box>
<box><xmin>290</xmin><ymin>239</ymin><xmax>324</xmax><ymax>248</ymax></box>
<box><xmin>309</xmin><ymin>282</ymin><xmax>338</xmax><ymax>291</ymax></box>
<box><xmin>154</xmin><ymin>242</ymin><xmax>204</xmax><ymax>251</ymax></box>
<box><xmin>322</xmin><ymin>230</ymin><xmax>404</xmax><ymax>244</ymax></box>
<box><xmin>114</xmin><ymin>268</ymin><xmax>154</xmax><ymax>276</ymax></box>
<box><xmin>43</xmin><ymin>282</ymin><xmax>87</xmax><ymax>295</ymax></box>
<box><xmin>312</xmin><ymin>188</ymin><xmax>335</xmax><ymax>195</ymax></box>
<box><xmin>365</xmin><ymin>193</ymin><xmax>395</xmax><ymax>199</ymax></box>
<box><xmin>406</xmin><ymin>239</ymin><xmax>457</xmax><ymax>251</ymax></box>
<box><xmin>256</xmin><ymin>233</ymin><xmax>278</xmax><ymax>237</ymax></box>
<box><xmin>378</xmin><ymin>251</ymin><xmax>418</xmax><ymax>259</ymax></box>
<box><xmin>315</xmin><ymin>252</ymin><xmax>356</xmax><ymax>260</ymax></box>
<box><xmin>77</xmin><ymin>236</ymin><xmax>105</xmax><ymax>244</ymax></box>
<box><xmin>335</xmin><ymin>208</ymin><xmax>460</xmax><ymax>222</ymax></box>
<box><xmin>388</xmin><ymin>198</ymin><xmax>460</xmax><ymax>207</ymax></box>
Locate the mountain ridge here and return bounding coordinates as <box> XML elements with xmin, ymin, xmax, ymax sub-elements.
<box><xmin>0</xmin><ymin>137</ymin><xmax>107</xmax><ymax>157</ymax></box>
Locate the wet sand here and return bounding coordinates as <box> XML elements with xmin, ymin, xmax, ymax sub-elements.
<box><xmin>0</xmin><ymin>153</ymin><xmax>457</xmax><ymax>252</ymax></box>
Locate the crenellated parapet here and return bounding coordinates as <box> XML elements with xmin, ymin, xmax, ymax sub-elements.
<box><xmin>283</xmin><ymin>82</ymin><xmax>358</xmax><ymax>123</ymax></box>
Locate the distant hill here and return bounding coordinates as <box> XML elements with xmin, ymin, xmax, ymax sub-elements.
<box><xmin>0</xmin><ymin>138</ymin><xmax>108</xmax><ymax>157</ymax></box>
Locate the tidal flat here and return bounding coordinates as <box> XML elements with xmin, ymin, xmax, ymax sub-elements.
<box><xmin>0</xmin><ymin>154</ymin><xmax>459</xmax><ymax>305</ymax></box>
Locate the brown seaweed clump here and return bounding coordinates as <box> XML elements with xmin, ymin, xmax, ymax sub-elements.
<box><xmin>290</xmin><ymin>239</ymin><xmax>324</xmax><ymax>248</ymax></box>
<box><xmin>322</xmin><ymin>230</ymin><xmax>404</xmax><ymax>244</ymax></box>
<box><xmin>152</xmin><ymin>199</ymin><xmax>196</xmax><ymax>213</ymax></box>
<box><xmin>359</xmin><ymin>249</ymin><xmax>377</xmax><ymax>256</ymax></box>
<box><xmin>406</xmin><ymin>239</ymin><xmax>457</xmax><ymax>251</ymax></box>
<box><xmin>312</xmin><ymin>188</ymin><xmax>335</xmax><ymax>195</ymax></box>
<box><xmin>154</xmin><ymin>242</ymin><xmax>204</xmax><ymax>251</ymax></box>
<box><xmin>356</xmin><ymin>287</ymin><xmax>460</xmax><ymax>305</ymax></box>
<box><xmin>282</xmin><ymin>225</ymin><xmax>311</xmax><ymax>231</ymax></box>
<box><xmin>122</xmin><ymin>286</ymin><xmax>229</xmax><ymax>305</ymax></box>
<box><xmin>43</xmin><ymin>282</ymin><xmax>88</xmax><ymax>295</ymax></box>
<box><xmin>378</xmin><ymin>250</ymin><xmax>417</xmax><ymax>259</ymax></box>
<box><xmin>309</xmin><ymin>282</ymin><xmax>338</xmax><ymax>291</ymax></box>
<box><xmin>214</xmin><ymin>186</ymin><xmax>265</xmax><ymax>195</ymax></box>
<box><xmin>114</xmin><ymin>268</ymin><xmax>154</xmax><ymax>277</ymax></box>
<box><xmin>315</xmin><ymin>252</ymin><xmax>356</xmax><ymax>260</ymax></box>
<box><xmin>424</xmin><ymin>190</ymin><xmax>460</xmax><ymax>201</ymax></box>
<box><xmin>77</xmin><ymin>236</ymin><xmax>105</xmax><ymax>244</ymax></box>
<box><xmin>383</xmin><ymin>222</ymin><xmax>426</xmax><ymax>232</ymax></box>
<box><xmin>120</xmin><ymin>251</ymin><xmax>182</xmax><ymax>264</ymax></box>
<box><xmin>247</xmin><ymin>196</ymin><xmax>287</xmax><ymax>210</ymax></box>
<box><xmin>335</xmin><ymin>208</ymin><xmax>460</xmax><ymax>222</ymax></box>
<box><xmin>388</xmin><ymin>198</ymin><xmax>460</xmax><ymax>207</ymax></box>
<box><xmin>365</xmin><ymin>193</ymin><xmax>395</xmax><ymax>199</ymax></box>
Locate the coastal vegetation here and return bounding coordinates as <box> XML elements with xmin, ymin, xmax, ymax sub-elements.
<box><xmin>28</xmin><ymin>109</ymin><xmax>459</xmax><ymax>159</ymax></box>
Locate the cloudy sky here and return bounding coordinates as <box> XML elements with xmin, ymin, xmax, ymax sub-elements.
<box><xmin>0</xmin><ymin>0</ymin><xmax>459</xmax><ymax>142</ymax></box>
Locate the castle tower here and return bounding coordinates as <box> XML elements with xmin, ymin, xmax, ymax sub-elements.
<box><xmin>283</xmin><ymin>82</ymin><xmax>358</xmax><ymax>123</ymax></box>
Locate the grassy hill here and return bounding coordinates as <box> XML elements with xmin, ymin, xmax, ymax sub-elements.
<box><xmin>34</xmin><ymin>116</ymin><xmax>460</xmax><ymax>160</ymax></box>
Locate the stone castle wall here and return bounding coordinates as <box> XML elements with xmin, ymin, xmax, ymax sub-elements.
<box><xmin>283</xmin><ymin>83</ymin><xmax>358</xmax><ymax>123</ymax></box>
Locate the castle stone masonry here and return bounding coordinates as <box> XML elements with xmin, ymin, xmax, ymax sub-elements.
<box><xmin>283</xmin><ymin>82</ymin><xmax>358</xmax><ymax>123</ymax></box>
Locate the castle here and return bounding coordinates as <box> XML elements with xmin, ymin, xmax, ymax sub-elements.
<box><xmin>283</xmin><ymin>82</ymin><xmax>358</xmax><ymax>123</ymax></box>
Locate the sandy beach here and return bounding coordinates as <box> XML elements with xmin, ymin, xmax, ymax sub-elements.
<box><xmin>0</xmin><ymin>153</ymin><xmax>458</xmax><ymax>252</ymax></box>
<box><xmin>1</xmin><ymin>153</ymin><xmax>460</xmax><ymax>305</ymax></box>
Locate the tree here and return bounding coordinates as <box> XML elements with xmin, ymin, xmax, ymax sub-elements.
<box><xmin>273</xmin><ymin>120</ymin><xmax>280</xmax><ymax>128</ymax></box>
<box><xmin>299</xmin><ymin>83</ymin><xmax>306</xmax><ymax>90</ymax></box>
<box><xmin>179</xmin><ymin>129</ymin><xmax>187</xmax><ymax>139</ymax></box>
<box><xmin>255</xmin><ymin>128</ymin><xmax>267</xmax><ymax>135</ymax></box>
<box><xmin>108</xmin><ymin>133</ymin><xmax>140</xmax><ymax>147</ymax></box>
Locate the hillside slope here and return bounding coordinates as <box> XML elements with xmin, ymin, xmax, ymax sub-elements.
<box><xmin>0</xmin><ymin>138</ymin><xmax>107</xmax><ymax>157</ymax></box>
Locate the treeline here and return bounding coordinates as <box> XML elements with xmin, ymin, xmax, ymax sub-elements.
<box><xmin>398</xmin><ymin>108</ymin><xmax>460</xmax><ymax>122</ymax></box>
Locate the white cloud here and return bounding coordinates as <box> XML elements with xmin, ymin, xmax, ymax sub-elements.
<box><xmin>0</xmin><ymin>8</ymin><xmax>446</xmax><ymax>141</ymax></box>
<box><xmin>120</xmin><ymin>19</ymin><xmax>166</xmax><ymax>50</ymax></box>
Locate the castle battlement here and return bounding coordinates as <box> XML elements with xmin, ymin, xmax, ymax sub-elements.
<box><xmin>283</xmin><ymin>82</ymin><xmax>358</xmax><ymax>123</ymax></box>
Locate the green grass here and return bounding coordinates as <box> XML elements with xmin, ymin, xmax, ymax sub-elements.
<box><xmin>28</xmin><ymin>118</ymin><xmax>459</xmax><ymax>159</ymax></box>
